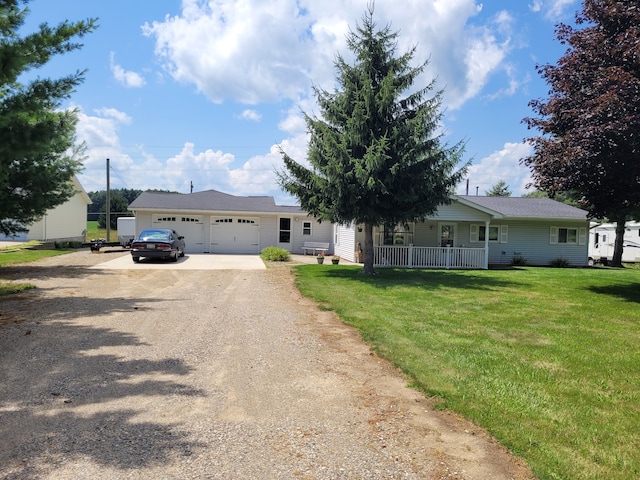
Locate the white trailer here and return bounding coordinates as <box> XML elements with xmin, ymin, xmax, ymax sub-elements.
<box><xmin>588</xmin><ymin>221</ymin><xmax>640</xmax><ymax>265</ymax></box>
<box><xmin>117</xmin><ymin>217</ymin><xmax>136</xmax><ymax>247</ymax></box>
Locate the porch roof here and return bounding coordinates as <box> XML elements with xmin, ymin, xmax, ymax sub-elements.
<box><xmin>455</xmin><ymin>195</ymin><xmax>588</xmax><ymax>221</ymax></box>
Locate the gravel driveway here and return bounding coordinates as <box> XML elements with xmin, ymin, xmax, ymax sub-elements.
<box><xmin>0</xmin><ymin>251</ymin><xmax>532</xmax><ymax>479</ymax></box>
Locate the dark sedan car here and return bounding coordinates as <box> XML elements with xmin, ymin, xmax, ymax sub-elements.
<box><xmin>131</xmin><ymin>228</ymin><xmax>185</xmax><ymax>263</ymax></box>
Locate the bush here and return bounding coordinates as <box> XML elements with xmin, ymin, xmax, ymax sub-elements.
<box><xmin>550</xmin><ymin>258</ymin><xmax>570</xmax><ymax>268</ymax></box>
<box><xmin>510</xmin><ymin>255</ymin><xmax>528</xmax><ymax>266</ymax></box>
<box><xmin>260</xmin><ymin>246</ymin><xmax>290</xmax><ymax>262</ymax></box>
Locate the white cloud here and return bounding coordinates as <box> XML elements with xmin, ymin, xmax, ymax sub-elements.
<box><xmin>74</xmin><ymin>108</ymin><xmax>301</xmax><ymax>199</ymax></box>
<box><xmin>457</xmin><ymin>142</ymin><xmax>534</xmax><ymax>196</ymax></box>
<box><xmin>142</xmin><ymin>0</ymin><xmax>514</xmax><ymax>112</ymax></box>
<box><xmin>94</xmin><ymin>107</ymin><xmax>133</xmax><ymax>125</ymax></box>
<box><xmin>528</xmin><ymin>0</ymin><xmax>577</xmax><ymax>20</ymax></box>
<box><xmin>237</xmin><ymin>109</ymin><xmax>262</xmax><ymax>122</ymax></box>
<box><xmin>529</xmin><ymin>0</ymin><xmax>543</xmax><ymax>13</ymax></box>
<box><xmin>110</xmin><ymin>52</ymin><xmax>146</xmax><ymax>88</ymax></box>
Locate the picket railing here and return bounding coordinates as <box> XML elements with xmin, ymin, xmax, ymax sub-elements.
<box><xmin>374</xmin><ymin>245</ymin><xmax>486</xmax><ymax>269</ymax></box>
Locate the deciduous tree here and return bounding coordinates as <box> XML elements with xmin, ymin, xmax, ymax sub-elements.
<box><xmin>0</xmin><ymin>0</ymin><xmax>97</xmax><ymax>236</ymax></box>
<box><xmin>522</xmin><ymin>0</ymin><xmax>640</xmax><ymax>266</ymax></box>
<box><xmin>277</xmin><ymin>6</ymin><xmax>467</xmax><ymax>274</ymax></box>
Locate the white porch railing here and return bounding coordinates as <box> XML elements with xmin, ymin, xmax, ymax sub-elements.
<box><xmin>374</xmin><ymin>245</ymin><xmax>486</xmax><ymax>269</ymax></box>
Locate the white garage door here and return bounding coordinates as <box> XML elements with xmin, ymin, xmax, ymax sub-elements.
<box><xmin>210</xmin><ymin>217</ymin><xmax>260</xmax><ymax>254</ymax></box>
<box><xmin>152</xmin><ymin>215</ymin><xmax>205</xmax><ymax>253</ymax></box>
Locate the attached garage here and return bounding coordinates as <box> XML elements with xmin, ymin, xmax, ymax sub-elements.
<box><xmin>152</xmin><ymin>215</ymin><xmax>205</xmax><ymax>253</ymax></box>
<box><xmin>210</xmin><ymin>217</ymin><xmax>259</xmax><ymax>254</ymax></box>
<box><xmin>129</xmin><ymin>190</ymin><xmax>322</xmax><ymax>256</ymax></box>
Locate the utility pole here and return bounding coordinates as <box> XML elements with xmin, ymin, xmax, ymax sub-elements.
<box><xmin>190</xmin><ymin>181</ymin><xmax>193</xmax><ymax>193</ymax></box>
<box><xmin>106</xmin><ymin>158</ymin><xmax>111</xmax><ymax>242</ymax></box>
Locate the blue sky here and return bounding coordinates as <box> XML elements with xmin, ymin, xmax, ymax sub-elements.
<box><xmin>22</xmin><ymin>0</ymin><xmax>581</xmax><ymax>203</ymax></box>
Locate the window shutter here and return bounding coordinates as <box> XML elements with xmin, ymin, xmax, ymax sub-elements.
<box><xmin>578</xmin><ymin>227</ymin><xmax>587</xmax><ymax>246</ymax></box>
<box><xmin>500</xmin><ymin>225</ymin><xmax>508</xmax><ymax>243</ymax></box>
<box><xmin>550</xmin><ymin>226</ymin><xmax>558</xmax><ymax>245</ymax></box>
<box><xmin>470</xmin><ymin>224</ymin><xmax>478</xmax><ymax>243</ymax></box>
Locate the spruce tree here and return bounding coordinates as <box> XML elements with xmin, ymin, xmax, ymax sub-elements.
<box><xmin>278</xmin><ymin>6</ymin><xmax>467</xmax><ymax>274</ymax></box>
<box><xmin>0</xmin><ymin>0</ymin><xmax>97</xmax><ymax>236</ymax></box>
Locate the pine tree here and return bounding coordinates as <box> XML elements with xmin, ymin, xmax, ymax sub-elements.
<box><xmin>0</xmin><ymin>0</ymin><xmax>97</xmax><ymax>236</ymax></box>
<box><xmin>278</xmin><ymin>6</ymin><xmax>467</xmax><ymax>274</ymax></box>
<box><xmin>485</xmin><ymin>180</ymin><xmax>512</xmax><ymax>197</ymax></box>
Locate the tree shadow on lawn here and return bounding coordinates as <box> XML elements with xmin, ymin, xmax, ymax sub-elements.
<box><xmin>312</xmin><ymin>266</ymin><xmax>527</xmax><ymax>291</ymax></box>
<box><xmin>0</xmin><ymin>299</ymin><xmax>208</xmax><ymax>476</ymax></box>
<box><xmin>587</xmin><ymin>283</ymin><xmax>640</xmax><ymax>303</ymax></box>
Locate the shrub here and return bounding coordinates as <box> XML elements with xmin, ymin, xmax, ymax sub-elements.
<box><xmin>260</xmin><ymin>246</ymin><xmax>290</xmax><ymax>262</ymax></box>
<box><xmin>550</xmin><ymin>258</ymin><xmax>570</xmax><ymax>268</ymax></box>
<box><xmin>510</xmin><ymin>255</ymin><xmax>528</xmax><ymax>266</ymax></box>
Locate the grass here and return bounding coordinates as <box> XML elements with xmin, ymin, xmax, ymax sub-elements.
<box><xmin>293</xmin><ymin>265</ymin><xmax>640</xmax><ymax>480</ymax></box>
<box><xmin>0</xmin><ymin>242</ymin><xmax>78</xmax><ymax>295</ymax></box>
<box><xmin>86</xmin><ymin>220</ymin><xmax>114</xmax><ymax>241</ymax></box>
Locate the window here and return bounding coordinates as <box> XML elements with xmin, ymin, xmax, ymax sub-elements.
<box><xmin>479</xmin><ymin>226</ymin><xmax>499</xmax><ymax>242</ymax></box>
<box><xmin>302</xmin><ymin>221</ymin><xmax>312</xmax><ymax>235</ymax></box>
<box><xmin>470</xmin><ymin>224</ymin><xmax>507</xmax><ymax>243</ymax></box>
<box><xmin>279</xmin><ymin>218</ymin><xmax>291</xmax><ymax>243</ymax></box>
<box><xmin>559</xmin><ymin>228</ymin><xmax>577</xmax><ymax>244</ymax></box>
<box><xmin>550</xmin><ymin>227</ymin><xmax>587</xmax><ymax>245</ymax></box>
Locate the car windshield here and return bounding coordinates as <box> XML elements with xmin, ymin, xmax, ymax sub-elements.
<box><xmin>137</xmin><ymin>230</ymin><xmax>171</xmax><ymax>241</ymax></box>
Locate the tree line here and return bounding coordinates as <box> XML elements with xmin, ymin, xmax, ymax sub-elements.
<box><xmin>88</xmin><ymin>189</ymin><xmax>176</xmax><ymax>229</ymax></box>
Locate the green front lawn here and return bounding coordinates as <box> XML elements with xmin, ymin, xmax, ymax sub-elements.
<box><xmin>293</xmin><ymin>265</ymin><xmax>640</xmax><ymax>480</ymax></box>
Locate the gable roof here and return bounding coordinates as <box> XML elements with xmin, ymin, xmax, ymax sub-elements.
<box><xmin>129</xmin><ymin>190</ymin><xmax>305</xmax><ymax>214</ymax></box>
<box><xmin>72</xmin><ymin>176</ymin><xmax>92</xmax><ymax>205</ymax></box>
<box><xmin>455</xmin><ymin>195</ymin><xmax>588</xmax><ymax>220</ymax></box>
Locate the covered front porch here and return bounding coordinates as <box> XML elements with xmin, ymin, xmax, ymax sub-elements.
<box><xmin>367</xmin><ymin>219</ymin><xmax>493</xmax><ymax>269</ymax></box>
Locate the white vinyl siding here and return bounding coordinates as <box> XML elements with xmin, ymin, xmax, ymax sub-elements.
<box><xmin>483</xmin><ymin>221</ymin><xmax>587</xmax><ymax>266</ymax></box>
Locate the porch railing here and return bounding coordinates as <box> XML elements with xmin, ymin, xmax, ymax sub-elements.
<box><xmin>374</xmin><ymin>245</ymin><xmax>486</xmax><ymax>269</ymax></box>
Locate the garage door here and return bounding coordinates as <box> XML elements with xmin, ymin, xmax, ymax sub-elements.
<box><xmin>152</xmin><ymin>215</ymin><xmax>205</xmax><ymax>253</ymax></box>
<box><xmin>210</xmin><ymin>217</ymin><xmax>260</xmax><ymax>254</ymax></box>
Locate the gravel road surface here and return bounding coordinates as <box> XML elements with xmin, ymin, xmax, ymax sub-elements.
<box><xmin>0</xmin><ymin>251</ymin><xmax>533</xmax><ymax>479</ymax></box>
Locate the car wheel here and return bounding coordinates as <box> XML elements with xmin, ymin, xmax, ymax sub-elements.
<box><xmin>132</xmin><ymin>256</ymin><xmax>140</xmax><ymax>263</ymax></box>
<box><xmin>180</xmin><ymin>248</ymin><xmax>185</xmax><ymax>257</ymax></box>
<box><xmin>171</xmin><ymin>251</ymin><xmax>178</xmax><ymax>262</ymax></box>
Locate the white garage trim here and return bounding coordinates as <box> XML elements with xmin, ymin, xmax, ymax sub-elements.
<box><xmin>152</xmin><ymin>215</ymin><xmax>205</xmax><ymax>253</ymax></box>
<box><xmin>210</xmin><ymin>217</ymin><xmax>260</xmax><ymax>254</ymax></box>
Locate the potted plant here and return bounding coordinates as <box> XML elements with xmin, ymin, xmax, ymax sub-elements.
<box><xmin>331</xmin><ymin>255</ymin><xmax>340</xmax><ymax>265</ymax></box>
<box><xmin>316</xmin><ymin>253</ymin><xmax>324</xmax><ymax>264</ymax></box>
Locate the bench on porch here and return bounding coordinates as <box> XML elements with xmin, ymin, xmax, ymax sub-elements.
<box><xmin>302</xmin><ymin>241</ymin><xmax>329</xmax><ymax>255</ymax></box>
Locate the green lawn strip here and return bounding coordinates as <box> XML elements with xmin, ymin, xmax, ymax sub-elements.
<box><xmin>86</xmin><ymin>220</ymin><xmax>116</xmax><ymax>242</ymax></box>
<box><xmin>0</xmin><ymin>282</ymin><xmax>36</xmax><ymax>296</ymax></box>
<box><xmin>293</xmin><ymin>265</ymin><xmax>640</xmax><ymax>480</ymax></box>
<box><xmin>0</xmin><ymin>248</ymin><xmax>72</xmax><ymax>267</ymax></box>
<box><xmin>0</xmin><ymin>248</ymin><xmax>76</xmax><ymax>294</ymax></box>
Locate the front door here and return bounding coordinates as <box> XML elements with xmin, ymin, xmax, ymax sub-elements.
<box><xmin>439</xmin><ymin>223</ymin><xmax>456</xmax><ymax>247</ymax></box>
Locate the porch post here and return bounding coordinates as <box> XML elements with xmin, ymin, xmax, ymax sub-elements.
<box><xmin>484</xmin><ymin>220</ymin><xmax>490</xmax><ymax>269</ymax></box>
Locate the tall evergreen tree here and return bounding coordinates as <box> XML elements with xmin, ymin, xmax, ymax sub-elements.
<box><xmin>522</xmin><ymin>0</ymin><xmax>640</xmax><ymax>267</ymax></box>
<box><xmin>0</xmin><ymin>0</ymin><xmax>97</xmax><ymax>236</ymax></box>
<box><xmin>485</xmin><ymin>180</ymin><xmax>512</xmax><ymax>197</ymax></box>
<box><xmin>278</xmin><ymin>6</ymin><xmax>467</xmax><ymax>274</ymax></box>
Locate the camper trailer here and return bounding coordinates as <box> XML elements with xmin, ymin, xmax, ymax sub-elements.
<box><xmin>589</xmin><ymin>221</ymin><xmax>640</xmax><ymax>265</ymax></box>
